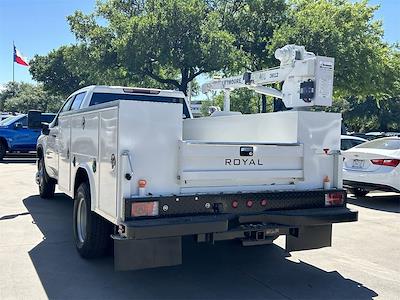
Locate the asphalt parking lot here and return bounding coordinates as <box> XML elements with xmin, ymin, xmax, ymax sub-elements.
<box><xmin>0</xmin><ymin>157</ymin><xmax>399</xmax><ymax>299</ymax></box>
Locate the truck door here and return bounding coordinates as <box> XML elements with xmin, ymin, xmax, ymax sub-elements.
<box><xmin>11</xmin><ymin>116</ymin><xmax>41</xmax><ymax>150</ymax></box>
<box><xmin>58</xmin><ymin>92</ymin><xmax>86</xmax><ymax>192</ymax></box>
<box><xmin>46</xmin><ymin>96</ymin><xmax>74</xmax><ymax>178</ymax></box>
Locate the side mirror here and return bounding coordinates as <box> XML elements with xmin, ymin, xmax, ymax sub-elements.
<box><xmin>14</xmin><ymin>122</ymin><xmax>23</xmax><ymax>129</ymax></box>
<box><xmin>42</xmin><ymin>123</ymin><xmax>50</xmax><ymax>135</ymax></box>
<box><xmin>28</xmin><ymin>110</ymin><xmax>42</xmax><ymax>129</ymax></box>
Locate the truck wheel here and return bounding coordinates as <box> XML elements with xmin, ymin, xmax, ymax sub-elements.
<box><xmin>0</xmin><ymin>141</ymin><xmax>6</xmax><ymax>161</ymax></box>
<box><xmin>349</xmin><ymin>188</ymin><xmax>368</xmax><ymax>197</ymax></box>
<box><xmin>73</xmin><ymin>182</ymin><xmax>111</xmax><ymax>258</ymax></box>
<box><xmin>38</xmin><ymin>157</ymin><xmax>55</xmax><ymax>198</ymax></box>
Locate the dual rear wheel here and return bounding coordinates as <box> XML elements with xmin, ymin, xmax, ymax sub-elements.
<box><xmin>73</xmin><ymin>182</ymin><xmax>112</xmax><ymax>258</ymax></box>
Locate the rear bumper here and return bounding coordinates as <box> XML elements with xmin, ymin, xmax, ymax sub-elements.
<box><xmin>343</xmin><ymin>168</ymin><xmax>400</xmax><ymax>192</ymax></box>
<box><xmin>120</xmin><ymin>206</ymin><xmax>358</xmax><ymax>240</ymax></box>
<box><xmin>344</xmin><ymin>180</ymin><xmax>400</xmax><ymax>193</ymax></box>
<box><xmin>114</xmin><ymin>191</ymin><xmax>358</xmax><ymax>270</ymax></box>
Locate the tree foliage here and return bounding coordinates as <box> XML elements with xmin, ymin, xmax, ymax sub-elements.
<box><xmin>270</xmin><ymin>0</ymin><xmax>400</xmax><ymax>99</ymax></box>
<box><xmin>217</xmin><ymin>0</ymin><xmax>287</xmax><ymax>71</ymax></box>
<box><xmin>66</xmin><ymin>0</ymin><xmax>238</xmax><ymax>94</ymax></box>
<box><xmin>0</xmin><ymin>82</ymin><xmax>64</xmax><ymax>113</ymax></box>
<box><xmin>28</xmin><ymin>0</ymin><xmax>399</xmax><ymax>131</ymax></box>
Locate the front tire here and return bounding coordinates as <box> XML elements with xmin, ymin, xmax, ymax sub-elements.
<box><xmin>349</xmin><ymin>187</ymin><xmax>369</xmax><ymax>197</ymax></box>
<box><xmin>38</xmin><ymin>157</ymin><xmax>55</xmax><ymax>198</ymax></box>
<box><xmin>73</xmin><ymin>182</ymin><xmax>111</xmax><ymax>258</ymax></box>
<box><xmin>0</xmin><ymin>141</ymin><xmax>6</xmax><ymax>161</ymax></box>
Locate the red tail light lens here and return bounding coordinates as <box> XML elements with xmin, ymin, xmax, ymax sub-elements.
<box><xmin>246</xmin><ymin>200</ymin><xmax>253</xmax><ymax>208</ymax></box>
<box><xmin>260</xmin><ymin>199</ymin><xmax>268</xmax><ymax>206</ymax></box>
<box><xmin>131</xmin><ymin>201</ymin><xmax>159</xmax><ymax>217</ymax></box>
<box><xmin>325</xmin><ymin>192</ymin><xmax>344</xmax><ymax>206</ymax></box>
<box><xmin>232</xmin><ymin>200</ymin><xmax>239</xmax><ymax>208</ymax></box>
<box><xmin>371</xmin><ymin>159</ymin><xmax>400</xmax><ymax>167</ymax></box>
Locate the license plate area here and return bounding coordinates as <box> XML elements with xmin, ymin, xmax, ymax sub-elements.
<box><xmin>352</xmin><ymin>159</ymin><xmax>365</xmax><ymax>169</ymax></box>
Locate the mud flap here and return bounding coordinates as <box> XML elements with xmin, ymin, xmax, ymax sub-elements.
<box><xmin>114</xmin><ymin>236</ymin><xmax>182</xmax><ymax>271</ymax></box>
<box><xmin>286</xmin><ymin>225</ymin><xmax>332</xmax><ymax>252</ymax></box>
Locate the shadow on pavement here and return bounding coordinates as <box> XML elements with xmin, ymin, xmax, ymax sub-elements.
<box><xmin>0</xmin><ymin>159</ymin><xmax>36</xmax><ymax>164</ymax></box>
<box><xmin>347</xmin><ymin>193</ymin><xmax>400</xmax><ymax>213</ymax></box>
<box><xmin>24</xmin><ymin>194</ymin><xmax>377</xmax><ymax>300</ymax></box>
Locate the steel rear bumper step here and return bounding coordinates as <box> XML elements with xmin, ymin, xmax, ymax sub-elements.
<box><xmin>120</xmin><ymin>207</ymin><xmax>358</xmax><ymax>240</ymax></box>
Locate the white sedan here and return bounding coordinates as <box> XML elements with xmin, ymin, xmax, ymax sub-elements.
<box><xmin>341</xmin><ymin>135</ymin><xmax>368</xmax><ymax>150</ymax></box>
<box><xmin>343</xmin><ymin>137</ymin><xmax>400</xmax><ymax>196</ymax></box>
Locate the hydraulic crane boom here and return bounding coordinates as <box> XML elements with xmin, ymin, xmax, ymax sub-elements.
<box><xmin>202</xmin><ymin>45</ymin><xmax>335</xmax><ymax>110</ymax></box>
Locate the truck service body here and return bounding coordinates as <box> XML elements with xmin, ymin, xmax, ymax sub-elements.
<box><xmin>32</xmin><ymin>45</ymin><xmax>357</xmax><ymax>270</ymax></box>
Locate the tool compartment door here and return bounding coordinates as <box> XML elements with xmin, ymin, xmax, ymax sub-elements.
<box><xmin>98</xmin><ymin>107</ymin><xmax>118</xmax><ymax>217</ymax></box>
<box><xmin>179</xmin><ymin>141</ymin><xmax>303</xmax><ymax>187</ymax></box>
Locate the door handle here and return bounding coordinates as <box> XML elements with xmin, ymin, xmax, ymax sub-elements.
<box><xmin>111</xmin><ymin>154</ymin><xmax>116</xmax><ymax>169</ymax></box>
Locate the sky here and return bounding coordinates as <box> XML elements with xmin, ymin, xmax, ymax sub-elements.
<box><xmin>0</xmin><ymin>0</ymin><xmax>399</xmax><ymax>88</ymax></box>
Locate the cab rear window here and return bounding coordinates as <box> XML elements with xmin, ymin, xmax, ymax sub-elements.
<box><xmin>89</xmin><ymin>93</ymin><xmax>190</xmax><ymax>118</ymax></box>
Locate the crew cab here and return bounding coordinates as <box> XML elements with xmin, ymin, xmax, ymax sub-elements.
<box><xmin>30</xmin><ymin>46</ymin><xmax>357</xmax><ymax>271</ymax></box>
<box><xmin>0</xmin><ymin>113</ymin><xmax>55</xmax><ymax>160</ymax></box>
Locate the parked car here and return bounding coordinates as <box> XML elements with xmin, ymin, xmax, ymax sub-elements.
<box><xmin>341</xmin><ymin>135</ymin><xmax>368</xmax><ymax>151</ymax></box>
<box><xmin>343</xmin><ymin>137</ymin><xmax>400</xmax><ymax>196</ymax></box>
<box><xmin>364</xmin><ymin>132</ymin><xmax>385</xmax><ymax>140</ymax></box>
<box><xmin>1</xmin><ymin>115</ymin><xmax>11</xmax><ymax>121</ymax></box>
<box><xmin>0</xmin><ymin>113</ymin><xmax>56</xmax><ymax>160</ymax></box>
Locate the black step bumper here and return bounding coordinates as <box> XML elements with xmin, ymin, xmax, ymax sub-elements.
<box><xmin>121</xmin><ymin>207</ymin><xmax>358</xmax><ymax>240</ymax></box>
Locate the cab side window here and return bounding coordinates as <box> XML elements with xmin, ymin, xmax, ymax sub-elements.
<box><xmin>18</xmin><ymin>116</ymin><xmax>28</xmax><ymax>128</ymax></box>
<box><xmin>70</xmin><ymin>92</ymin><xmax>86</xmax><ymax>111</ymax></box>
<box><xmin>61</xmin><ymin>96</ymin><xmax>75</xmax><ymax>113</ymax></box>
<box><xmin>53</xmin><ymin>96</ymin><xmax>74</xmax><ymax>126</ymax></box>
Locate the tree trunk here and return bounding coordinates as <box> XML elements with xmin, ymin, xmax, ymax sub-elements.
<box><xmin>261</xmin><ymin>94</ymin><xmax>267</xmax><ymax>113</ymax></box>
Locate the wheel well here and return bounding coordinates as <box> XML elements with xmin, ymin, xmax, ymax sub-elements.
<box><xmin>37</xmin><ymin>147</ymin><xmax>43</xmax><ymax>159</ymax></box>
<box><xmin>74</xmin><ymin>168</ymin><xmax>89</xmax><ymax>197</ymax></box>
<box><xmin>0</xmin><ymin>137</ymin><xmax>8</xmax><ymax>150</ymax></box>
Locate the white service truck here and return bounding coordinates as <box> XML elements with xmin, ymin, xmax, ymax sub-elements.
<box><xmin>29</xmin><ymin>45</ymin><xmax>357</xmax><ymax>270</ymax></box>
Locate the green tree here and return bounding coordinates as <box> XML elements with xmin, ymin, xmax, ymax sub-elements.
<box><xmin>67</xmin><ymin>0</ymin><xmax>238</xmax><ymax>95</ymax></box>
<box><xmin>0</xmin><ymin>82</ymin><xmax>20</xmax><ymax>111</ymax></box>
<box><xmin>335</xmin><ymin>96</ymin><xmax>400</xmax><ymax>132</ymax></box>
<box><xmin>0</xmin><ymin>82</ymin><xmax>64</xmax><ymax>113</ymax></box>
<box><xmin>203</xmin><ymin>89</ymin><xmax>261</xmax><ymax>115</ymax></box>
<box><xmin>217</xmin><ymin>0</ymin><xmax>287</xmax><ymax>72</ymax></box>
<box><xmin>270</xmin><ymin>0</ymin><xmax>399</xmax><ymax>99</ymax></box>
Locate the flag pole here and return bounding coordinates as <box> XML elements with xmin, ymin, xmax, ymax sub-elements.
<box><xmin>12</xmin><ymin>41</ymin><xmax>15</xmax><ymax>83</ymax></box>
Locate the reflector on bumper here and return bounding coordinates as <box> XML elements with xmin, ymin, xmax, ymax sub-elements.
<box><xmin>325</xmin><ymin>192</ymin><xmax>344</xmax><ymax>206</ymax></box>
<box><xmin>131</xmin><ymin>201</ymin><xmax>159</xmax><ymax>217</ymax></box>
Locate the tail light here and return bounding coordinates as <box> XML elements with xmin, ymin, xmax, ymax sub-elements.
<box><xmin>131</xmin><ymin>201</ymin><xmax>159</xmax><ymax>217</ymax></box>
<box><xmin>246</xmin><ymin>200</ymin><xmax>253</xmax><ymax>208</ymax></box>
<box><xmin>325</xmin><ymin>192</ymin><xmax>344</xmax><ymax>206</ymax></box>
<box><xmin>370</xmin><ymin>159</ymin><xmax>400</xmax><ymax>167</ymax></box>
<box><xmin>232</xmin><ymin>200</ymin><xmax>239</xmax><ymax>208</ymax></box>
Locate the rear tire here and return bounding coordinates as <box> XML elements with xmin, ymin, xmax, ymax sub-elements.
<box><xmin>0</xmin><ymin>141</ymin><xmax>6</xmax><ymax>161</ymax></box>
<box><xmin>73</xmin><ymin>181</ymin><xmax>112</xmax><ymax>259</ymax></box>
<box><xmin>38</xmin><ymin>157</ymin><xmax>55</xmax><ymax>198</ymax></box>
<box><xmin>349</xmin><ymin>188</ymin><xmax>369</xmax><ymax>197</ymax></box>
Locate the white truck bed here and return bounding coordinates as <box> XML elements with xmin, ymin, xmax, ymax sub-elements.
<box><xmin>58</xmin><ymin>100</ymin><xmax>342</xmax><ymax>224</ymax></box>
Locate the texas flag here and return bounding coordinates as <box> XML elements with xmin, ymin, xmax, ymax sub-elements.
<box><xmin>13</xmin><ymin>45</ymin><xmax>29</xmax><ymax>66</ymax></box>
